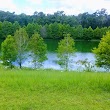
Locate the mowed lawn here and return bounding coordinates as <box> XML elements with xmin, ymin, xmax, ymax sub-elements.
<box><xmin>0</xmin><ymin>68</ymin><xmax>110</xmax><ymax>110</ymax></box>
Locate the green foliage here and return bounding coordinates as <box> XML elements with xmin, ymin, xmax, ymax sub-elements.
<box><xmin>26</xmin><ymin>23</ymin><xmax>35</xmax><ymax>38</ymax></box>
<box><xmin>0</xmin><ymin>9</ymin><xmax>110</xmax><ymax>30</ymax></box>
<box><xmin>48</xmin><ymin>22</ymin><xmax>60</xmax><ymax>39</ymax></box>
<box><xmin>12</xmin><ymin>21</ymin><xmax>20</xmax><ymax>35</ymax></box>
<box><xmin>93</xmin><ymin>27</ymin><xmax>102</xmax><ymax>39</ymax></box>
<box><xmin>57</xmin><ymin>34</ymin><xmax>76</xmax><ymax>70</ymax></box>
<box><xmin>1</xmin><ymin>35</ymin><xmax>17</xmax><ymax>68</ymax></box>
<box><xmin>94</xmin><ymin>27</ymin><xmax>108</xmax><ymax>40</ymax></box>
<box><xmin>83</xmin><ymin>26</ymin><xmax>93</xmax><ymax>40</ymax></box>
<box><xmin>74</xmin><ymin>25</ymin><xmax>83</xmax><ymax>39</ymax></box>
<box><xmin>101</xmin><ymin>27</ymin><xmax>108</xmax><ymax>37</ymax></box>
<box><xmin>0</xmin><ymin>20</ymin><xmax>109</xmax><ymax>40</ymax></box>
<box><xmin>1</xmin><ymin>21</ymin><xmax>13</xmax><ymax>39</ymax></box>
<box><xmin>77</xmin><ymin>25</ymin><xmax>83</xmax><ymax>39</ymax></box>
<box><xmin>45</xmin><ymin>23</ymin><xmax>72</xmax><ymax>39</ymax></box>
<box><xmin>0</xmin><ymin>21</ymin><xmax>20</xmax><ymax>39</ymax></box>
<box><xmin>93</xmin><ymin>31</ymin><xmax>110</xmax><ymax>70</ymax></box>
<box><xmin>29</xmin><ymin>33</ymin><xmax>47</xmax><ymax>68</ymax></box>
<box><xmin>26</xmin><ymin>23</ymin><xmax>42</xmax><ymax>38</ymax></box>
<box><xmin>0</xmin><ymin>22</ymin><xmax>2</xmax><ymax>39</ymax></box>
<box><xmin>40</xmin><ymin>25</ymin><xmax>48</xmax><ymax>38</ymax></box>
<box><xmin>14</xmin><ymin>28</ymin><xmax>29</xmax><ymax>68</ymax></box>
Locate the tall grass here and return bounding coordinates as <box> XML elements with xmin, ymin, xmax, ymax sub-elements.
<box><xmin>0</xmin><ymin>69</ymin><xmax>110</xmax><ymax>110</ymax></box>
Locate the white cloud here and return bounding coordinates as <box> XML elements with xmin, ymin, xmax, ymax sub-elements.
<box><xmin>0</xmin><ymin>0</ymin><xmax>110</xmax><ymax>15</ymax></box>
<box><xmin>0</xmin><ymin>0</ymin><xmax>17</xmax><ymax>13</ymax></box>
<box><xmin>45</xmin><ymin>0</ymin><xmax>110</xmax><ymax>15</ymax></box>
<box><xmin>20</xmin><ymin>7</ymin><xmax>35</xmax><ymax>15</ymax></box>
<box><xmin>26</xmin><ymin>0</ymin><xmax>42</xmax><ymax>5</ymax></box>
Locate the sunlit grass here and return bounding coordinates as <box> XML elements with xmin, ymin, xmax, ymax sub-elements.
<box><xmin>0</xmin><ymin>68</ymin><xmax>110</xmax><ymax>110</ymax></box>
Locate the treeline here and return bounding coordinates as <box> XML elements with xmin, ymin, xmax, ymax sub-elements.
<box><xmin>0</xmin><ymin>21</ymin><xmax>109</xmax><ymax>40</ymax></box>
<box><xmin>0</xmin><ymin>9</ymin><xmax>110</xmax><ymax>29</ymax></box>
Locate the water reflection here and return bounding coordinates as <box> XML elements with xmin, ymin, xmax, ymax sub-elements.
<box><xmin>45</xmin><ymin>39</ymin><xmax>99</xmax><ymax>52</ymax></box>
<box><xmin>21</xmin><ymin>52</ymin><xmax>95</xmax><ymax>71</ymax></box>
<box><xmin>1</xmin><ymin>39</ymin><xmax>105</xmax><ymax>71</ymax></box>
<box><xmin>21</xmin><ymin>52</ymin><xmax>106</xmax><ymax>71</ymax></box>
<box><xmin>21</xmin><ymin>40</ymin><xmax>99</xmax><ymax>70</ymax></box>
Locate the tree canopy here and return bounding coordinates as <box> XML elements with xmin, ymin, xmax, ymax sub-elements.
<box><xmin>29</xmin><ymin>33</ymin><xmax>47</xmax><ymax>68</ymax></box>
<box><xmin>1</xmin><ymin>35</ymin><xmax>17</xmax><ymax>68</ymax></box>
<box><xmin>92</xmin><ymin>31</ymin><xmax>110</xmax><ymax>71</ymax></box>
<box><xmin>57</xmin><ymin>34</ymin><xmax>76</xmax><ymax>70</ymax></box>
<box><xmin>0</xmin><ymin>9</ymin><xmax>110</xmax><ymax>29</ymax></box>
<box><xmin>14</xmin><ymin>28</ymin><xmax>29</xmax><ymax>68</ymax></box>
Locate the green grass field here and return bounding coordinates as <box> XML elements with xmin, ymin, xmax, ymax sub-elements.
<box><xmin>0</xmin><ymin>68</ymin><xmax>110</xmax><ymax>110</ymax></box>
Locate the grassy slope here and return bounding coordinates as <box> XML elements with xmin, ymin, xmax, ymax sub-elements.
<box><xmin>0</xmin><ymin>68</ymin><xmax>110</xmax><ymax>110</ymax></box>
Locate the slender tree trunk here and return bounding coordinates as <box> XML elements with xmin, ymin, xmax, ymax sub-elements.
<box><xmin>65</xmin><ymin>54</ymin><xmax>68</xmax><ymax>71</ymax></box>
<box><xmin>19</xmin><ymin>62</ymin><xmax>22</xmax><ymax>69</ymax></box>
<box><xmin>65</xmin><ymin>36</ymin><xmax>69</xmax><ymax>71</ymax></box>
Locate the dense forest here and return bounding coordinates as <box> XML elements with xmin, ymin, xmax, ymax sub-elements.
<box><xmin>0</xmin><ymin>8</ymin><xmax>110</xmax><ymax>40</ymax></box>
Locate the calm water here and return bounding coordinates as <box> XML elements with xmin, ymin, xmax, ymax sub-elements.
<box><xmin>45</xmin><ymin>39</ymin><xmax>99</xmax><ymax>52</ymax></box>
<box><xmin>21</xmin><ymin>40</ymin><xmax>100</xmax><ymax>71</ymax></box>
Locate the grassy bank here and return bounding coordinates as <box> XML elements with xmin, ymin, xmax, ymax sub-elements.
<box><xmin>0</xmin><ymin>69</ymin><xmax>110</xmax><ymax>110</ymax></box>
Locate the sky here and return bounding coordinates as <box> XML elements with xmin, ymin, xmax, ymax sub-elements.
<box><xmin>0</xmin><ymin>0</ymin><xmax>110</xmax><ymax>15</ymax></box>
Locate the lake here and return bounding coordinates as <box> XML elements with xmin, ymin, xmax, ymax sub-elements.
<box><xmin>21</xmin><ymin>40</ymin><xmax>101</xmax><ymax>71</ymax></box>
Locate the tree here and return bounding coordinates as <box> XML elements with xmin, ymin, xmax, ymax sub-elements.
<box><xmin>0</xmin><ymin>22</ymin><xmax>3</xmax><ymax>39</ymax></box>
<box><xmin>94</xmin><ymin>27</ymin><xmax>101</xmax><ymax>39</ymax></box>
<box><xmin>26</xmin><ymin>23</ymin><xmax>42</xmax><ymax>38</ymax></box>
<box><xmin>57</xmin><ymin>34</ymin><xmax>76</xmax><ymax>70</ymax></box>
<box><xmin>12</xmin><ymin>21</ymin><xmax>20</xmax><ymax>35</ymax></box>
<box><xmin>92</xmin><ymin>31</ymin><xmax>110</xmax><ymax>71</ymax></box>
<box><xmin>14</xmin><ymin>28</ymin><xmax>29</xmax><ymax>68</ymax></box>
<box><xmin>83</xmin><ymin>26</ymin><xmax>93</xmax><ymax>40</ymax></box>
<box><xmin>29</xmin><ymin>33</ymin><xmax>47</xmax><ymax>68</ymax></box>
<box><xmin>26</xmin><ymin>23</ymin><xmax>35</xmax><ymax>38</ymax></box>
<box><xmin>40</xmin><ymin>25</ymin><xmax>48</xmax><ymax>38</ymax></box>
<box><xmin>1</xmin><ymin>21</ymin><xmax>13</xmax><ymax>39</ymax></box>
<box><xmin>75</xmin><ymin>25</ymin><xmax>83</xmax><ymax>39</ymax></box>
<box><xmin>1</xmin><ymin>35</ymin><xmax>17</xmax><ymax>68</ymax></box>
<box><xmin>49</xmin><ymin>22</ymin><xmax>60</xmax><ymax>39</ymax></box>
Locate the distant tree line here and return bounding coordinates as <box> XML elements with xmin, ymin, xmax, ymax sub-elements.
<box><xmin>0</xmin><ymin>8</ymin><xmax>110</xmax><ymax>29</ymax></box>
<box><xmin>0</xmin><ymin>21</ymin><xmax>109</xmax><ymax>40</ymax></box>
